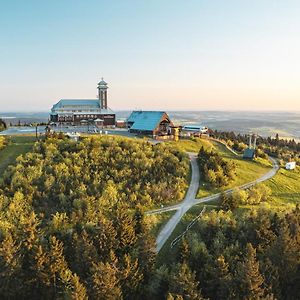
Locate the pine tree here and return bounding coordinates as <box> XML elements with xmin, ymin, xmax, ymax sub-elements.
<box><xmin>113</xmin><ymin>205</ymin><xmax>137</xmax><ymax>255</ymax></box>
<box><xmin>48</xmin><ymin>235</ymin><xmax>69</xmax><ymax>297</ymax></box>
<box><xmin>60</xmin><ymin>270</ymin><xmax>88</xmax><ymax>300</ymax></box>
<box><xmin>235</xmin><ymin>243</ymin><xmax>265</xmax><ymax>300</ymax></box>
<box><xmin>0</xmin><ymin>233</ymin><xmax>22</xmax><ymax>298</ymax></box>
<box><xmin>92</xmin><ymin>251</ymin><xmax>122</xmax><ymax>300</ymax></box>
<box><xmin>168</xmin><ymin>263</ymin><xmax>204</xmax><ymax>300</ymax></box>
<box><xmin>179</xmin><ymin>238</ymin><xmax>190</xmax><ymax>263</ymax></box>
<box><xmin>120</xmin><ymin>254</ymin><xmax>143</xmax><ymax>299</ymax></box>
<box><xmin>214</xmin><ymin>255</ymin><xmax>233</xmax><ymax>299</ymax></box>
<box><xmin>268</xmin><ymin>221</ymin><xmax>300</xmax><ymax>299</ymax></box>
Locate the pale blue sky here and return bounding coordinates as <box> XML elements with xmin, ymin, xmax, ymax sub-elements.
<box><xmin>1</xmin><ymin>0</ymin><xmax>300</xmax><ymax>111</ymax></box>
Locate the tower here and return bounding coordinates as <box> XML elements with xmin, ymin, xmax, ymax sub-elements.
<box><xmin>97</xmin><ymin>78</ymin><xmax>108</xmax><ymax>109</ymax></box>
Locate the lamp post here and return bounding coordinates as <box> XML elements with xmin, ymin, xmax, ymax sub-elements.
<box><xmin>31</xmin><ymin>123</ymin><xmax>39</xmax><ymax>141</ymax></box>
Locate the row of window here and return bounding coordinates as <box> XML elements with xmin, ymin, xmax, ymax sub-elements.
<box><xmin>56</xmin><ymin>109</ymin><xmax>100</xmax><ymax>113</ymax></box>
<box><xmin>75</xmin><ymin>115</ymin><xmax>99</xmax><ymax>118</ymax></box>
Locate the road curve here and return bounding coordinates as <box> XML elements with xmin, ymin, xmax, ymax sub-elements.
<box><xmin>153</xmin><ymin>156</ymin><xmax>279</xmax><ymax>253</ymax></box>
<box><xmin>193</xmin><ymin>156</ymin><xmax>279</xmax><ymax>205</ymax></box>
<box><xmin>155</xmin><ymin>153</ymin><xmax>200</xmax><ymax>252</ymax></box>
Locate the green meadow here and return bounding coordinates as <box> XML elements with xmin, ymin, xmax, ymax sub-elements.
<box><xmin>0</xmin><ymin>135</ymin><xmax>36</xmax><ymax>177</ymax></box>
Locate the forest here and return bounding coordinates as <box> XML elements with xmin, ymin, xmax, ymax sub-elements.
<box><xmin>0</xmin><ymin>135</ymin><xmax>299</xmax><ymax>299</ymax></box>
<box><xmin>158</xmin><ymin>206</ymin><xmax>300</xmax><ymax>300</ymax></box>
<box><xmin>0</xmin><ymin>136</ymin><xmax>189</xmax><ymax>299</ymax></box>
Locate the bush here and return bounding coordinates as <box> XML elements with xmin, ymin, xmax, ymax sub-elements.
<box><xmin>220</xmin><ymin>191</ymin><xmax>239</xmax><ymax>211</ymax></box>
<box><xmin>198</xmin><ymin>147</ymin><xmax>236</xmax><ymax>188</ymax></box>
<box><xmin>0</xmin><ymin>136</ymin><xmax>7</xmax><ymax>150</ymax></box>
<box><xmin>0</xmin><ymin>119</ymin><xmax>6</xmax><ymax>132</ymax></box>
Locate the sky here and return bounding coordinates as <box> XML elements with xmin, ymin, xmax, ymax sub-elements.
<box><xmin>1</xmin><ymin>0</ymin><xmax>300</xmax><ymax>111</ymax></box>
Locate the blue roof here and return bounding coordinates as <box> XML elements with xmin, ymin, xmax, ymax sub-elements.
<box><xmin>52</xmin><ymin>99</ymin><xmax>100</xmax><ymax>109</ymax></box>
<box><xmin>243</xmin><ymin>148</ymin><xmax>255</xmax><ymax>159</ymax></box>
<box><xmin>128</xmin><ymin>111</ymin><xmax>166</xmax><ymax>131</ymax></box>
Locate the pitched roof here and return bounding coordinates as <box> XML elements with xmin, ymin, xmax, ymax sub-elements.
<box><xmin>128</xmin><ymin>111</ymin><xmax>166</xmax><ymax>131</ymax></box>
<box><xmin>52</xmin><ymin>99</ymin><xmax>100</xmax><ymax>109</ymax></box>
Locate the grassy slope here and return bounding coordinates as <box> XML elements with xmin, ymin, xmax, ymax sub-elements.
<box><xmin>165</xmin><ymin>138</ymin><xmax>214</xmax><ymax>153</ymax></box>
<box><xmin>198</xmin><ymin>141</ymin><xmax>272</xmax><ymax>198</ymax></box>
<box><xmin>167</xmin><ymin>138</ymin><xmax>271</xmax><ymax>199</ymax></box>
<box><xmin>157</xmin><ymin>139</ymin><xmax>300</xmax><ymax>262</ymax></box>
<box><xmin>265</xmin><ymin>167</ymin><xmax>300</xmax><ymax>207</ymax></box>
<box><xmin>0</xmin><ymin>136</ymin><xmax>36</xmax><ymax>177</ymax></box>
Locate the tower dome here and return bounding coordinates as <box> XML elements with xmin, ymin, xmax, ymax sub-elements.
<box><xmin>98</xmin><ymin>78</ymin><xmax>107</xmax><ymax>86</ymax></box>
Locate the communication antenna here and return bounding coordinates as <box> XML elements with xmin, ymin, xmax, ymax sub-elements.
<box><xmin>253</xmin><ymin>134</ymin><xmax>257</xmax><ymax>149</ymax></box>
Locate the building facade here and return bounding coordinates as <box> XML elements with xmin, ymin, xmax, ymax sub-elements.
<box><xmin>127</xmin><ymin>111</ymin><xmax>174</xmax><ymax>136</ymax></box>
<box><xmin>50</xmin><ymin>79</ymin><xmax>115</xmax><ymax>126</ymax></box>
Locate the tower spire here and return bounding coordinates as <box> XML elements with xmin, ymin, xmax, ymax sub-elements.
<box><xmin>97</xmin><ymin>78</ymin><xmax>108</xmax><ymax>109</ymax></box>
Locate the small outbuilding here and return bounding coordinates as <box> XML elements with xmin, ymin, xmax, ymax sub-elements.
<box><xmin>66</xmin><ymin>132</ymin><xmax>81</xmax><ymax>141</ymax></box>
<box><xmin>286</xmin><ymin>162</ymin><xmax>296</xmax><ymax>170</ymax></box>
<box><xmin>127</xmin><ymin>111</ymin><xmax>173</xmax><ymax>136</ymax></box>
<box><xmin>243</xmin><ymin>148</ymin><xmax>255</xmax><ymax>159</ymax></box>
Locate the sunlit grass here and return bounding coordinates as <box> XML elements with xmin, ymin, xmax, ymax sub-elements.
<box><xmin>197</xmin><ymin>156</ymin><xmax>272</xmax><ymax>198</ymax></box>
<box><xmin>0</xmin><ymin>135</ymin><xmax>36</xmax><ymax>177</ymax></box>
<box><xmin>166</xmin><ymin>137</ymin><xmax>215</xmax><ymax>153</ymax></box>
<box><xmin>265</xmin><ymin>167</ymin><xmax>300</xmax><ymax>207</ymax></box>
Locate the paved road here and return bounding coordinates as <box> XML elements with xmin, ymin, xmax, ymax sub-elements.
<box><xmin>193</xmin><ymin>156</ymin><xmax>279</xmax><ymax>205</ymax></box>
<box><xmin>155</xmin><ymin>153</ymin><xmax>200</xmax><ymax>252</ymax></box>
<box><xmin>152</xmin><ymin>156</ymin><xmax>279</xmax><ymax>253</ymax></box>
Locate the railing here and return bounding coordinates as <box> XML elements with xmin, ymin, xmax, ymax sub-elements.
<box><xmin>170</xmin><ymin>206</ymin><xmax>206</xmax><ymax>248</ymax></box>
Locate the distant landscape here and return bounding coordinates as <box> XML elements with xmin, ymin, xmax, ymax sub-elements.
<box><xmin>1</xmin><ymin>110</ymin><xmax>300</xmax><ymax>140</ymax></box>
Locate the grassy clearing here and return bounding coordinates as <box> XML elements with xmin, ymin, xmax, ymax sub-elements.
<box><xmin>157</xmin><ymin>138</ymin><xmax>299</xmax><ymax>262</ymax></box>
<box><xmin>165</xmin><ymin>137</ymin><xmax>272</xmax><ymax>199</ymax></box>
<box><xmin>265</xmin><ymin>167</ymin><xmax>300</xmax><ymax>207</ymax></box>
<box><xmin>0</xmin><ymin>135</ymin><xmax>36</xmax><ymax>177</ymax></box>
<box><xmin>175</xmin><ymin>138</ymin><xmax>272</xmax><ymax>199</ymax></box>
<box><xmin>197</xmin><ymin>155</ymin><xmax>272</xmax><ymax>198</ymax></box>
<box><xmin>166</xmin><ymin>137</ymin><xmax>216</xmax><ymax>153</ymax></box>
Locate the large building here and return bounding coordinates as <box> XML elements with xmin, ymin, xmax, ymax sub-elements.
<box><xmin>50</xmin><ymin>79</ymin><xmax>115</xmax><ymax>126</ymax></box>
<box><xmin>127</xmin><ymin>111</ymin><xmax>174</xmax><ymax>136</ymax></box>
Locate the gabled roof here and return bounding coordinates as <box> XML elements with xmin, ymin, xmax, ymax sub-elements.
<box><xmin>52</xmin><ymin>99</ymin><xmax>100</xmax><ymax>109</ymax></box>
<box><xmin>128</xmin><ymin>111</ymin><xmax>166</xmax><ymax>131</ymax></box>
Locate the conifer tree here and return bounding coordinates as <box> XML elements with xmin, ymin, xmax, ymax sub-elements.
<box><xmin>168</xmin><ymin>263</ymin><xmax>204</xmax><ymax>300</ymax></box>
<box><xmin>92</xmin><ymin>251</ymin><xmax>122</xmax><ymax>300</ymax></box>
<box><xmin>0</xmin><ymin>233</ymin><xmax>22</xmax><ymax>298</ymax></box>
<box><xmin>214</xmin><ymin>255</ymin><xmax>233</xmax><ymax>299</ymax></box>
<box><xmin>235</xmin><ymin>243</ymin><xmax>265</xmax><ymax>300</ymax></box>
<box><xmin>120</xmin><ymin>253</ymin><xmax>143</xmax><ymax>299</ymax></box>
<box><xmin>179</xmin><ymin>238</ymin><xmax>190</xmax><ymax>263</ymax></box>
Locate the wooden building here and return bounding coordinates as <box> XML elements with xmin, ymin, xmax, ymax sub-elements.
<box><xmin>127</xmin><ymin>111</ymin><xmax>174</xmax><ymax>136</ymax></box>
